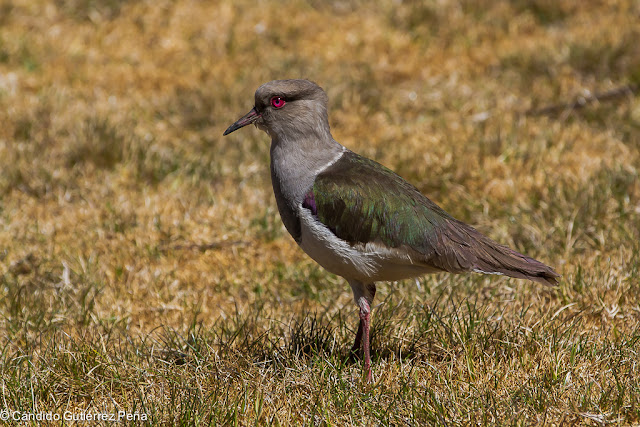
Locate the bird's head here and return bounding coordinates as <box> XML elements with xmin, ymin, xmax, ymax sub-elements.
<box><xmin>223</xmin><ymin>79</ymin><xmax>331</xmax><ymax>141</ymax></box>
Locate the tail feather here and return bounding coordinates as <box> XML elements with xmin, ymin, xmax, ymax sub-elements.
<box><xmin>434</xmin><ymin>220</ymin><xmax>560</xmax><ymax>286</ymax></box>
<box><xmin>471</xmin><ymin>238</ymin><xmax>560</xmax><ymax>286</ymax></box>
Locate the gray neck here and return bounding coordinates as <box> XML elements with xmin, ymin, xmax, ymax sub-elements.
<box><xmin>269</xmin><ymin>133</ymin><xmax>344</xmax><ymax>240</ymax></box>
<box><xmin>270</xmin><ymin>133</ymin><xmax>345</xmax><ymax>207</ymax></box>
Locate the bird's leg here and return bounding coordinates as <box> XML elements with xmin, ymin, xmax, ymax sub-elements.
<box><xmin>350</xmin><ymin>283</ymin><xmax>376</xmax><ymax>355</ymax></box>
<box><xmin>348</xmin><ymin>281</ymin><xmax>376</xmax><ymax>382</ymax></box>
<box><xmin>351</xmin><ymin>319</ymin><xmax>364</xmax><ymax>355</ymax></box>
<box><xmin>359</xmin><ymin>299</ymin><xmax>373</xmax><ymax>382</ymax></box>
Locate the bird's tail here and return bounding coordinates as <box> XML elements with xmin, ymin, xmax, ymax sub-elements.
<box><xmin>470</xmin><ymin>235</ymin><xmax>560</xmax><ymax>286</ymax></box>
<box><xmin>434</xmin><ymin>221</ymin><xmax>560</xmax><ymax>286</ymax></box>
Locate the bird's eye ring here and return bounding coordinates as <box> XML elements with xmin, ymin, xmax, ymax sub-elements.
<box><xmin>270</xmin><ymin>96</ymin><xmax>286</xmax><ymax>109</ymax></box>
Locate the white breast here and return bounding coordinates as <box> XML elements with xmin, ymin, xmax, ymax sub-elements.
<box><xmin>297</xmin><ymin>208</ymin><xmax>433</xmax><ymax>282</ymax></box>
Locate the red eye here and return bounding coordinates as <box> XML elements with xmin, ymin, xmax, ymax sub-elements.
<box><xmin>270</xmin><ymin>96</ymin><xmax>286</xmax><ymax>109</ymax></box>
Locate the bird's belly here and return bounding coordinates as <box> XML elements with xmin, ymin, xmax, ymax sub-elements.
<box><xmin>297</xmin><ymin>209</ymin><xmax>433</xmax><ymax>282</ymax></box>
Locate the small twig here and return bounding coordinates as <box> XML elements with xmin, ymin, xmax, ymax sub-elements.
<box><xmin>525</xmin><ymin>84</ymin><xmax>638</xmax><ymax>117</ymax></box>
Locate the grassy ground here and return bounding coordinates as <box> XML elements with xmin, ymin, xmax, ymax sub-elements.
<box><xmin>1</xmin><ymin>0</ymin><xmax>639</xmax><ymax>425</ymax></box>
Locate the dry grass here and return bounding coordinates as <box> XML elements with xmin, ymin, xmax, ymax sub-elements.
<box><xmin>1</xmin><ymin>0</ymin><xmax>639</xmax><ymax>425</ymax></box>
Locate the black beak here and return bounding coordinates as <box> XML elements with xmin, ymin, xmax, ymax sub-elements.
<box><xmin>223</xmin><ymin>107</ymin><xmax>261</xmax><ymax>135</ymax></box>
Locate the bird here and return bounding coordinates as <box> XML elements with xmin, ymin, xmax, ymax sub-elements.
<box><xmin>223</xmin><ymin>79</ymin><xmax>559</xmax><ymax>382</ymax></box>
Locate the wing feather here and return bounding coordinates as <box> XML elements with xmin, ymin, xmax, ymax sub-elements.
<box><xmin>304</xmin><ymin>151</ymin><xmax>559</xmax><ymax>285</ymax></box>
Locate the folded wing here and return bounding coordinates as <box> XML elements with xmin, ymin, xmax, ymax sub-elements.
<box><xmin>305</xmin><ymin>151</ymin><xmax>559</xmax><ymax>286</ymax></box>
